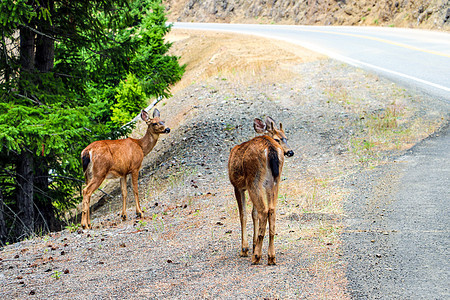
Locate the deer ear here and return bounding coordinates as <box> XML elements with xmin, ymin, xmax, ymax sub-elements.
<box><xmin>152</xmin><ymin>108</ymin><xmax>160</xmax><ymax>118</ymax></box>
<box><xmin>253</xmin><ymin>118</ymin><xmax>266</xmax><ymax>133</ymax></box>
<box><xmin>279</xmin><ymin>123</ymin><xmax>283</xmax><ymax>131</ymax></box>
<box><xmin>265</xmin><ymin>117</ymin><xmax>275</xmax><ymax>132</ymax></box>
<box><xmin>141</xmin><ymin>110</ymin><xmax>149</xmax><ymax>121</ymax></box>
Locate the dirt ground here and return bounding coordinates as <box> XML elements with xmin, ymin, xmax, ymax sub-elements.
<box><xmin>0</xmin><ymin>30</ymin><xmax>447</xmax><ymax>299</ymax></box>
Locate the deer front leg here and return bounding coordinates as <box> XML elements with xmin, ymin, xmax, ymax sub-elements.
<box><xmin>120</xmin><ymin>176</ymin><xmax>128</xmax><ymax>221</ymax></box>
<box><xmin>235</xmin><ymin>188</ymin><xmax>249</xmax><ymax>257</ymax></box>
<box><xmin>131</xmin><ymin>171</ymin><xmax>143</xmax><ymax>219</ymax></box>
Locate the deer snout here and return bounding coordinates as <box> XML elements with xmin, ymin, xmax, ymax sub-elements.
<box><xmin>164</xmin><ymin>128</ymin><xmax>171</xmax><ymax>134</ymax></box>
<box><xmin>285</xmin><ymin>150</ymin><xmax>294</xmax><ymax>157</ymax></box>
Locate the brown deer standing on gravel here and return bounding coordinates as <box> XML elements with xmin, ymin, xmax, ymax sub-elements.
<box><xmin>80</xmin><ymin>108</ymin><xmax>170</xmax><ymax>229</ymax></box>
<box><xmin>228</xmin><ymin>117</ymin><xmax>294</xmax><ymax>265</ymax></box>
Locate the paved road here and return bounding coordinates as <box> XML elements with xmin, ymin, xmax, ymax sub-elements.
<box><xmin>343</xmin><ymin>125</ymin><xmax>449</xmax><ymax>299</ymax></box>
<box><xmin>173</xmin><ymin>23</ymin><xmax>450</xmax><ymax>101</ymax></box>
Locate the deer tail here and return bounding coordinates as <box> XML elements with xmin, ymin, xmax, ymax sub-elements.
<box><xmin>268</xmin><ymin>145</ymin><xmax>280</xmax><ymax>179</ymax></box>
<box><xmin>81</xmin><ymin>150</ymin><xmax>91</xmax><ymax>183</ymax></box>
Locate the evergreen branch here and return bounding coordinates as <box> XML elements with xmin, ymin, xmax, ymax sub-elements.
<box><xmin>53</xmin><ymin>72</ymin><xmax>82</xmax><ymax>79</ymax></box>
<box><xmin>122</xmin><ymin>96</ymin><xmax>163</xmax><ymax>128</ymax></box>
<box><xmin>47</xmin><ymin>174</ymin><xmax>84</xmax><ymax>183</ymax></box>
<box><xmin>9</xmin><ymin>166</ymin><xmax>110</xmax><ymax>203</ymax></box>
<box><xmin>1</xmin><ymin>201</ymin><xmax>36</xmax><ymax>238</ymax></box>
<box><xmin>16</xmin><ymin>93</ymin><xmax>48</xmax><ymax>107</ymax></box>
<box><xmin>18</xmin><ymin>23</ymin><xmax>59</xmax><ymax>42</ymax></box>
<box><xmin>32</xmin><ymin>201</ymin><xmax>50</xmax><ymax>233</ymax></box>
<box><xmin>0</xmin><ymin>146</ymin><xmax>19</xmax><ymax>155</ymax></box>
<box><xmin>85</xmin><ymin>47</ymin><xmax>112</xmax><ymax>59</ymax></box>
<box><xmin>4</xmin><ymin>168</ymin><xmax>55</xmax><ymax>203</ymax></box>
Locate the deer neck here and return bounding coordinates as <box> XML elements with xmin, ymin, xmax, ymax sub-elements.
<box><xmin>139</xmin><ymin>129</ymin><xmax>159</xmax><ymax>156</ymax></box>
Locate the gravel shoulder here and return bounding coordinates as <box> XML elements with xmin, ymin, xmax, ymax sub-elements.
<box><xmin>0</xmin><ymin>30</ymin><xmax>448</xmax><ymax>299</ymax></box>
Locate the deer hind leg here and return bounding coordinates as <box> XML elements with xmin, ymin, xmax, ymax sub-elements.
<box><xmin>81</xmin><ymin>175</ymin><xmax>106</xmax><ymax>229</ymax></box>
<box><xmin>267</xmin><ymin>207</ymin><xmax>277</xmax><ymax>265</ymax></box>
<box><xmin>131</xmin><ymin>170</ymin><xmax>143</xmax><ymax>219</ymax></box>
<box><xmin>251</xmin><ymin>205</ymin><xmax>258</xmax><ymax>253</ymax></box>
<box><xmin>234</xmin><ymin>187</ymin><xmax>249</xmax><ymax>257</ymax></box>
<box><xmin>120</xmin><ymin>176</ymin><xmax>128</xmax><ymax>221</ymax></box>
<box><xmin>249</xmin><ymin>189</ymin><xmax>268</xmax><ymax>265</ymax></box>
<box><xmin>267</xmin><ymin>184</ymin><xmax>279</xmax><ymax>265</ymax></box>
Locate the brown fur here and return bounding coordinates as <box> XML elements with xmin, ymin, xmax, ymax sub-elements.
<box><xmin>80</xmin><ymin>109</ymin><xmax>170</xmax><ymax>229</ymax></box>
<box><xmin>228</xmin><ymin>117</ymin><xmax>294</xmax><ymax>265</ymax></box>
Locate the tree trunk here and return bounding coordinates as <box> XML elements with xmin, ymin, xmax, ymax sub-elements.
<box><xmin>34</xmin><ymin>158</ymin><xmax>60</xmax><ymax>232</ymax></box>
<box><xmin>35</xmin><ymin>0</ymin><xmax>54</xmax><ymax>73</ymax></box>
<box><xmin>16</xmin><ymin>150</ymin><xmax>35</xmax><ymax>239</ymax></box>
<box><xmin>34</xmin><ymin>0</ymin><xmax>59</xmax><ymax>233</ymax></box>
<box><xmin>16</xmin><ymin>22</ymin><xmax>36</xmax><ymax>240</ymax></box>
<box><xmin>0</xmin><ymin>188</ymin><xmax>7</xmax><ymax>245</ymax></box>
<box><xmin>19</xmin><ymin>25</ymin><xmax>35</xmax><ymax>73</ymax></box>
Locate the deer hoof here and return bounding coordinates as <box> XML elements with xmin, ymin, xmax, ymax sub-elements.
<box><xmin>121</xmin><ymin>214</ymin><xmax>127</xmax><ymax>221</ymax></box>
<box><xmin>268</xmin><ymin>256</ymin><xmax>276</xmax><ymax>265</ymax></box>
<box><xmin>81</xmin><ymin>221</ymin><xmax>90</xmax><ymax>230</ymax></box>
<box><xmin>136</xmin><ymin>212</ymin><xmax>143</xmax><ymax>219</ymax></box>
<box><xmin>240</xmin><ymin>247</ymin><xmax>249</xmax><ymax>257</ymax></box>
<box><xmin>251</xmin><ymin>254</ymin><xmax>261</xmax><ymax>265</ymax></box>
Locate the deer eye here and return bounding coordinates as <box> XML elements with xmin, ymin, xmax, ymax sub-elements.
<box><xmin>152</xmin><ymin>123</ymin><xmax>158</xmax><ymax>126</ymax></box>
<box><xmin>274</xmin><ymin>138</ymin><xmax>281</xmax><ymax>144</ymax></box>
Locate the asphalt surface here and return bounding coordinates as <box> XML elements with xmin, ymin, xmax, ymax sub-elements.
<box><xmin>173</xmin><ymin>23</ymin><xmax>450</xmax><ymax>101</ymax></box>
<box><xmin>343</xmin><ymin>124</ymin><xmax>449</xmax><ymax>299</ymax></box>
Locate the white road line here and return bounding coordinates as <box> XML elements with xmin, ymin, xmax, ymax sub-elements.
<box><xmin>244</xmin><ymin>32</ymin><xmax>450</xmax><ymax>94</ymax></box>
<box><xmin>173</xmin><ymin>23</ymin><xmax>450</xmax><ymax>94</ymax></box>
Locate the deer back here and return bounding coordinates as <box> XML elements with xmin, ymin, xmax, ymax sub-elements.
<box><xmin>83</xmin><ymin>139</ymin><xmax>144</xmax><ymax>178</ymax></box>
<box><xmin>228</xmin><ymin>135</ymin><xmax>284</xmax><ymax>190</ymax></box>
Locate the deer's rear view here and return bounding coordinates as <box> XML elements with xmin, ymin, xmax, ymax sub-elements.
<box><xmin>80</xmin><ymin>108</ymin><xmax>169</xmax><ymax>229</ymax></box>
<box><xmin>228</xmin><ymin>117</ymin><xmax>294</xmax><ymax>265</ymax></box>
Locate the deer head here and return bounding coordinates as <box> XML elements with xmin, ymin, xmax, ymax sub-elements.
<box><xmin>253</xmin><ymin>117</ymin><xmax>294</xmax><ymax>157</ymax></box>
<box><xmin>141</xmin><ymin>108</ymin><xmax>171</xmax><ymax>135</ymax></box>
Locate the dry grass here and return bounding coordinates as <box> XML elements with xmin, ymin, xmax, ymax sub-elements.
<box><xmin>281</xmin><ymin>177</ymin><xmax>345</xmax><ymax>215</ymax></box>
<box><xmin>167</xmin><ymin>30</ymin><xmax>324</xmax><ymax>91</ymax></box>
<box><xmin>321</xmin><ymin>74</ymin><xmax>446</xmax><ymax>166</ymax></box>
<box><xmin>351</xmin><ymin>101</ymin><xmax>444</xmax><ymax>162</ymax></box>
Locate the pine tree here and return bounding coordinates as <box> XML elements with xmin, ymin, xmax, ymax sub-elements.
<box><xmin>0</xmin><ymin>0</ymin><xmax>184</xmax><ymax>243</ymax></box>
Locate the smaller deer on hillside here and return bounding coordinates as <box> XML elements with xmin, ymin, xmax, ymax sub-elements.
<box><xmin>80</xmin><ymin>108</ymin><xmax>170</xmax><ymax>229</ymax></box>
<box><xmin>228</xmin><ymin>117</ymin><xmax>294</xmax><ymax>265</ymax></box>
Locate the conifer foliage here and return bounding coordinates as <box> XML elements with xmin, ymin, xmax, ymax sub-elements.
<box><xmin>0</xmin><ymin>0</ymin><xmax>185</xmax><ymax>243</ymax></box>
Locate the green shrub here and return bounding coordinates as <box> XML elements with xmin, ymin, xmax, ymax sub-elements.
<box><xmin>111</xmin><ymin>73</ymin><xmax>147</xmax><ymax>125</ymax></box>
